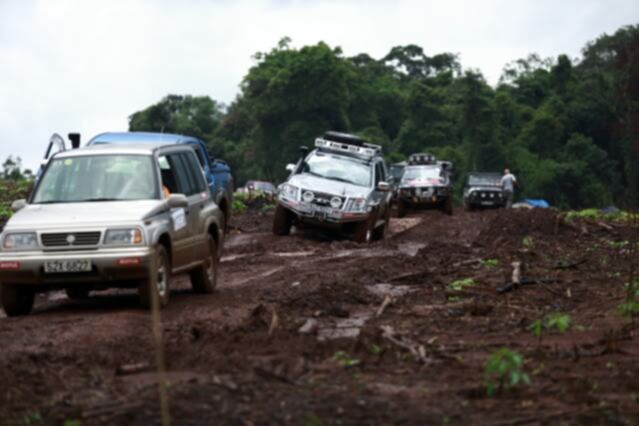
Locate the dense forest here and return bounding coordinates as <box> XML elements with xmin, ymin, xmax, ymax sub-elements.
<box><xmin>129</xmin><ymin>25</ymin><xmax>639</xmax><ymax>209</ymax></box>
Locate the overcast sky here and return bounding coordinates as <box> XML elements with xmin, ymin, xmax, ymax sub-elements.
<box><xmin>1</xmin><ymin>0</ymin><xmax>637</xmax><ymax>172</ymax></box>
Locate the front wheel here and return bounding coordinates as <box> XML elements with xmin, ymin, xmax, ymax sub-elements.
<box><xmin>139</xmin><ymin>245</ymin><xmax>171</xmax><ymax>310</ymax></box>
<box><xmin>354</xmin><ymin>217</ymin><xmax>374</xmax><ymax>244</ymax></box>
<box><xmin>396</xmin><ymin>199</ymin><xmax>407</xmax><ymax>218</ymax></box>
<box><xmin>1</xmin><ymin>284</ymin><xmax>35</xmax><ymax>317</ymax></box>
<box><xmin>190</xmin><ymin>235</ymin><xmax>219</xmax><ymax>294</ymax></box>
<box><xmin>273</xmin><ymin>205</ymin><xmax>292</xmax><ymax>235</ymax></box>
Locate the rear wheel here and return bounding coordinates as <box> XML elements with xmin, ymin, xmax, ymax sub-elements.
<box><xmin>139</xmin><ymin>245</ymin><xmax>170</xmax><ymax>309</ymax></box>
<box><xmin>442</xmin><ymin>196</ymin><xmax>453</xmax><ymax>215</ymax></box>
<box><xmin>273</xmin><ymin>205</ymin><xmax>292</xmax><ymax>235</ymax></box>
<box><xmin>190</xmin><ymin>235</ymin><xmax>219</xmax><ymax>294</ymax></box>
<box><xmin>66</xmin><ymin>288</ymin><xmax>90</xmax><ymax>300</ymax></box>
<box><xmin>1</xmin><ymin>284</ymin><xmax>34</xmax><ymax>317</ymax></box>
<box><xmin>397</xmin><ymin>199</ymin><xmax>407</xmax><ymax>218</ymax></box>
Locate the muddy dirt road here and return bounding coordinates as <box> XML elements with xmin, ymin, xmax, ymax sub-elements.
<box><xmin>1</xmin><ymin>207</ymin><xmax>638</xmax><ymax>425</ymax></box>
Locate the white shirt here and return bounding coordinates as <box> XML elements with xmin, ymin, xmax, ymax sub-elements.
<box><xmin>501</xmin><ymin>173</ymin><xmax>516</xmax><ymax>191</ymax></box>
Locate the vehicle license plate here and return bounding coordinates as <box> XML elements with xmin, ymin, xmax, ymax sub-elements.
<box><xmin>480</xmin><ymin>201</ymin><xmax>494</xmax><ymax>206</ymax></box>
<box><xmin>44</xmin><ymin>260</ymin><xmax>91</xmax><ymax>274</ymax></box>
<box><xmin>314</xmin><ymin>207</ymin><xmax>330</xmax><ymax>220</ymax></box>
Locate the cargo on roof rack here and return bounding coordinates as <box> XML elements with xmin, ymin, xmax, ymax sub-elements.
<box><xmin>315</xmin><ymin>131</ymin><xmax>381</xmax><ymax>159</ymax></box>
<box><xmin>408</xmin><ymin>153</ymin><xmax>436</xmax><ymax>165</ymax></box>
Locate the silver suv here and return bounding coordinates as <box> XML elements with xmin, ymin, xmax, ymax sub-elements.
<box><xmin>0</xmin><ymin>143</ymin><xmax>224</xmax><ymax>316</ymax></box>
<box><xmin>273</xmin><ymin>131</ymin><xmax>393</xmax><ymax>243</ymax></box>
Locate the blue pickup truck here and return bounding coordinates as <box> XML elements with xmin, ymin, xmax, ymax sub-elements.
<box><xmin>38</xmin><ymin>131</ymin><xmax>234</xmax><ymax>228</ymax></box>
<box><xmin>82</xmin><ymin>132</ymin><xmax>234</xmax><ymax>229</ymax></box>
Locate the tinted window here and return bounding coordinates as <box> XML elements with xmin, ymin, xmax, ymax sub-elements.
<box><xmin>181</xmin><ymin>152</ymin><xmax>207</xmax><ymax>193</ymax></box>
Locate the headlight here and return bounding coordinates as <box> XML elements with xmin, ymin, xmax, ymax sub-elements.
<box><xmin>302</xmin><ymin>191</ymin><xmax>315</xmax><ymax>203</ymax></box>
<box><xmin>280</xmin><ymin>183</ymin><xmax>299</xmax><ymax>201</ymax></box>
<box><xmin>330</xmin><ymin>196</ymin><xmax>342</xmax><ymax>209</ymax></box>
<box><xmin>104</xmin><ymin>229</ymin><xmax>143</xmax><ymax>245</ymax></box>
<box><xmin>346</xmin><ymin>198</ymin><xmax>367</xmax><ymax>213</ymax></box>
<box><xmin>3</xmin><ymin>233</ymin><xmax>38</xmax><ymax>250</ymax></box>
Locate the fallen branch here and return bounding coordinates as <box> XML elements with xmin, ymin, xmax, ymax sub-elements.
<box><xmin>380</xmin><ymin>325</ymin><xmax>429</xmax><ymax>364</ymax></box>
<box><xmin>552</xmin><ymin>258</ymin><xmax>587</xmax><ymax>270</ymax></box>
<box><xmin>376</xmin><ymin>295</ymin><xmax>393</xmax><ymax>317</ymax></box>
<box><xmin>497</xmin><ymin>277</ymin><xmax>562</xmax><ymax>294</ymax></box>
<box><xmin>116</xmin><ymin>362</ymin><xmax>151</xmax><ymax>376</ymax></box>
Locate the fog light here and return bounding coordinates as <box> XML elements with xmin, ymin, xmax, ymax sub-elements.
<box><xmin>302</xmin><ymin>191</ymin><xmax>314</xmax><ymax>203</ymax></box>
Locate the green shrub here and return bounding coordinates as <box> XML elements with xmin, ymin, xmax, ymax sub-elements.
<box><xmin>449</xmin><ymin>278</ymin><xmax>475</xmax><ymax>291</ymax></box>
<box><xmin>484</xmin><ymin>348</ymin><xmax>530</xmax><ymax>396</ymax></box>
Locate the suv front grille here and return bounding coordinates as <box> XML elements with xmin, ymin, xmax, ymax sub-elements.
<box><xmin>41</xmin><ymin>232</ymin><xmax>102</xmax><ymax>247</ymax></box>
<box><xmin>303</xmin><ymin>191</ymin><xmax>345</xmax><ymax>208</ymax></box>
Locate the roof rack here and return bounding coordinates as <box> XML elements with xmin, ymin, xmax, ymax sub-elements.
<box><xmin>315</xmin><ymin>131</ymin><xmax>381</xmax><ymax>159</ymax></box>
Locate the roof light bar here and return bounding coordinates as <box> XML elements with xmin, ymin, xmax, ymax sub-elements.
<box><xmin>315</xmin><ymin>138</ymin><xmax>381</xmax><ymax>159</ymax></box>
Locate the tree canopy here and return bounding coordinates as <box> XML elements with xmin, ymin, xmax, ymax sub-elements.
<box><xmin>129</xmin><ymin>26</ymin><xmax>639</xmax><ymax>209</ymax></box>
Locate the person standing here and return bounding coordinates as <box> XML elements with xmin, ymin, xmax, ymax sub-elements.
<box><xmin>501</xmin><ymin>168</ymin><xmax>517</xmax><ymax>208</ymax></box>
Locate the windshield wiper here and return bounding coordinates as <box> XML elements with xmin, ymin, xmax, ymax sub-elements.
<box><xmin>76</xmin><ymin>198</ymin><xmax>122</xmax><ymax>202</ymax></box>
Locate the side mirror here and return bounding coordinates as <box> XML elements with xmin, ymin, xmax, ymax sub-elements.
<box><xmin>11</xmin><ymin>199</ymin><xmax>27</xmax><ymax>212</ymax></box>
<box><xmin>377</xmin><ymin>181</ymin><xmax>391</xmax><ymax>192</ymax></box>
<box><xmin>285</xmin><ymin>163</ymin><xmax>295</xmax><ymax>172</ymax></box>
<box><xmin>299</xmin><ymin>146</ymin><xmax>309</xmax><ymax>158</ymax></box>
<box><xmin>167</xmin><ymin>194</ymin><xmax>188</xmax><ymax>209</ymax></box>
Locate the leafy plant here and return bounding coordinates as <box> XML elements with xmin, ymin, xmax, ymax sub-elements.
<box><xmin>484</xmin><ymin>348</ymin><xmax>531</xmax><ymax>396</ymax></box>
<box><xmin>449</xmin><ymin>278</ymin><xmax>475</xmax><ymax>291</ymax></box>
<box><xmin>332</xmin><ymin>351</ymin><xmax>360</xmax><ymax>367</ymax></box>
<box><xmin>618</xmin><ymin>279</ymin><xmax>639</xmax><ymax>323</ymax></box>
<box><xmin>480</xmin><ymin>259</ymin><xmax>499</xmax><ymax>267</ymax></box>
<box><xmin>545</xmin><ymin>313</ymin><xmax>571</xmax><ymax>332</ymax></box>
<box><xmin>370</xmin><ymin>344</ymin><xmax>382</xmax><ymax>355</ymax></box>
<box><xmin>232</xmin><ymin>199</ymin><xmax>247</xmax><ymax>214</ymax></box>
<box><xmin>528</xmin><ymin>313</ymin><xmax>571</xmax><ymax>344</ymax></box>
<box><xmin>522</xmin><ymin>236</ymin><xmax>535</xmax><ymax>250</ymax></box>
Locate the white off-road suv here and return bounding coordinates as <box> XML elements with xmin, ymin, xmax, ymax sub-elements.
<box><xmin>273</xmin><ymin>131</ymin><xmax>393</xmax><ymax>243</ymax></box>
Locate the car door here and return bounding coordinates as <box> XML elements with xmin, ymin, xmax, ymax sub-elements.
<box><xmin>37</xmin><ymin>133</ymin><xmax>67</xmax><ymax>180</ymax></box>
<box><xmin>158</xmin><ymin>152</ymin><xmax>193</xmax><ymax>268</ymax></box>
<box><xmin>176</xmin><ymin>151</ymin><xmax>210</xmax><ymax>261</ymax></box>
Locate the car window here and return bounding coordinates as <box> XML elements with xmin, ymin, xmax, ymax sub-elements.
<box><xmin>190</xmin><ymin>143</ymin><xmax>207</xmax><ymax>168</ymax></box>
<box><xmin>181</xmin><ymin>152</ymin><xmax>207</xmax><ymax>194</ymax></box>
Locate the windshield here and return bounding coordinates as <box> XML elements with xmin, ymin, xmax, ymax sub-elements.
<box><xmin>468</xmin><ymin>174</ymin><xmax>501</xmax><ymax>186</ymax></box>
<box><xmin>33</xmin><ymin>155</ymin><xmax>158</xmax><ymax>203</ymax></box>
<box><xmin>389</xmin><ymin>165</ymin><xmax>405</xmax><ymax>181</ymax></box>
<box><xmin>402</xmin><ymin>166</ymin><xmax>442</xmax><ymax>180</ymax></box>
<box><xmin>303</xmin><ymin>152</ymin><xmax>372</xmax><ymax>187</ymax></box>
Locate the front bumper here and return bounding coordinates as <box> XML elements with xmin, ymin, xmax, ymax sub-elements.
<box><xmin>398</xmin><ymin>186</ymin><xmax>449</xmax><ymax>204</ymax></box>
<box><xmin>0</xmin><ymin>246</ymin><xmax>155</xmax><ymax>288</ymax></box>
<box><xmin>467</xmin><ymin>191</ymin><xmax>505</xmax><ymax>207</ymax></box>
<box><xmin>278</xmin><ymin>198</ymin><xmax>369</xmax><ymax>225</ymax></box>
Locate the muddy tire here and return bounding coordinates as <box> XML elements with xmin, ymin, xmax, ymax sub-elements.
<box><xmin>354</xmin><ymin>217</ymin><xmax>374</xmax><ymax>244</ymax></box>
<box><xmin>139</xmin><ymin>245</ymin><xmax>170</xmax><ymax>310</ymax></box>
<box><xmin>397</xmin><ymin>199</ymin><xmax>407</xmax><ymax>218</ymax></box>
<box><xmin>273</xmin><ymin>205</ymin><xmax>292</xmax><ymax>236</ymax></box>
<box><xmin>1</xmin><ymin>284</ymin><xmax>34</xmax><ymax>317</ymax></box>
<box><xmin>463</xmin><ymin>200</ymin><xmax>472</xmax><ymax>212</ymax></box>
<box><xmin>442</xmin><ymin>196</ymin><xmax>453</xmax><ymax>215</ymax></box>
<box><xmin>373</xmin><ymin>206</ymin><xmax>392</xmax><ymax>241</ymax></box>
<box><xmin>190</xmin><ymin>235</ymin><xmax>219</xmax><ymax>294</ymax></box>
<box><xmin>66</xmin><ymin>288</ymin><xmax>90</xmax><ymax>300</ymax></box>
